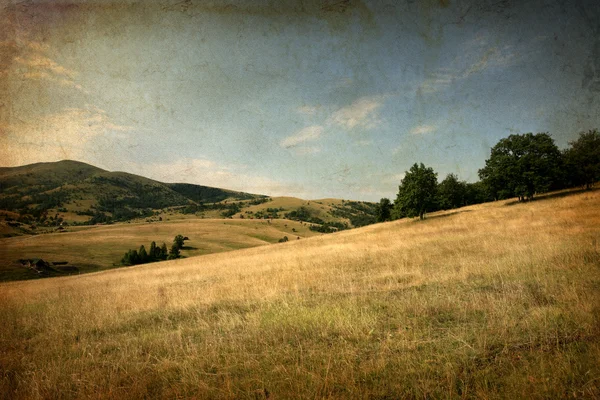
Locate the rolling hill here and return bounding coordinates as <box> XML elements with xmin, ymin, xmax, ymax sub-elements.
<box><xmin>0</xmin><ymin>189</ymin><xmax>598</xmax><ymax>398</ymax></box>
<box><xmin>0</xmin><ymin>160</ymin><xmax>378</xmax><ymax>237</ymax></box>
<box><xmin>0</xmin><ymin>160</ymin><xmax>265</xmax><ymax>227</ymax></box>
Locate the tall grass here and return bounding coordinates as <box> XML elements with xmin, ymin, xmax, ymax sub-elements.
<box><xmin>1</xmin><ymin>190</ymin><xmax>599</xmax><ymax>399</ymax></box>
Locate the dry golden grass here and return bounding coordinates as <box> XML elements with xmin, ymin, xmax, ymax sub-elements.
<box><xmin>1</xmin><ymin>190</ymin><xmax>599</xmax><ymax>399</ymax></box>
<box><xmin>0</xmin><ymin>218</ymin><xmax>317</xmax><ymax>280</ymax></box>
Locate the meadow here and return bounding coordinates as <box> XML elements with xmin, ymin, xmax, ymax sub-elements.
<box><xmin>0</xmin><ymin>189</ymin><xmax>599</xmax><ymax>399</ymax></box>
<box><xmin>0</xmin><ymin>218</ymin><xmax>317</xmax><ymax>281</ymax></box>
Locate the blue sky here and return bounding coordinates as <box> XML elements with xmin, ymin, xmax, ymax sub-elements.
<box><xmin>1</xmin><ymin>0</ymin><xmax>599</xmax><ymax>200</ymax></box>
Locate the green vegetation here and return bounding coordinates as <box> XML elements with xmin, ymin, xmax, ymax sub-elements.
<box><xmin>0</xmin><ymin>160</ymin><xmax>261</xmax><ymax>226</ymax></box>
<box><xmin>478</xmin><ymin>132</ymin><xmax>563</xmax><ymax>201</ymax></box>
<box><xmin>122</xmin><ymin>235</ymin><xmax>187</xmax><ymax>265</ymax></box>
<box><xmin>387</xmin><ymin>130</ymin><xmax>599</xmax><ymax>221</ymax></box>
<box><xmin>394</xmin><ymin>163</ymin><xmax>438</xmax><ymax>220</ymax></box>
<box><xmin>564</xmin><ymin>129</ymin><xmax>600</xmax><ymax>189</ymax></box>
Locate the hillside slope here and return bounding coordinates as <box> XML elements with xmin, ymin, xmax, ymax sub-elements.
<box><xmin>1</xmin><ymin>189</ymin><xmax>598</xmax><ymax>398</ymax></box>
<box><xmin>0</xmin><ymin>160</ymin><xmax>263</xmax><ymax>225</ymax></box>
<box><xmin>0</xmin><ymin>218</ymin><xmax>319</xmax><ymax>281</ymax></box>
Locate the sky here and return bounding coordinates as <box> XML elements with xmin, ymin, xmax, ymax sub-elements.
<box><xmin>1</xmin><ymin>0</ymin><xmax>599</xmax><ymax>201</ymax></box>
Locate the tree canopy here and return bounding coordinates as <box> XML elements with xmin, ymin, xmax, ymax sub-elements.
<box><xmin>394</xmin><ymin>163</ymin><xmax>438</xmax><ymax>220</ymax></box>
<box><xmin>437</xmin><ymin>173</ymin><xmax>466</xmax><ymax>210</ymax></box>
<box><xmin>478</xmin><ymin>133</ymin><xmax>562</xmax><ymax>201</ymax></box>
<box><xmin>564</xmin><ymin>129</ymin><xmax>600</xmax><ymax>189</ymax></box>
<box><xmin>376</xmin><ymin>198</ymin><xmax>392</xmax><ymax>222</ymax></box>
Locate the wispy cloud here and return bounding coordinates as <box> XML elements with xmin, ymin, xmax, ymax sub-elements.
<box><xmin>328</xmin><ymin>96</ymin><xmax>384</xmax><ymax>130</ymax></box>
<box><xmin>280</xmin><ymin>125</ymin><xmax>323</xmax><ymax>148</ymax></box>
<box><xmin>419</xmin><ymin>71</ymin><xmax>454</xmax><ymax>94</ymax></box>
<box><xmin>285</xmin><ymin>95</ymin><xmax>387</xmax><ymax>156</ymax></box>
<box><xmin>11</xmin><ymin>40</ymin><xmax>85</xmax><ymax>92</ymax></box>
<box><xmin>418</xmin><ymin>37</ymin><xmax>517</xmax><ymax>94</ymax></box>
<box><xmin>410</xmin><ymin>124</ymin><xmax>436</xmax><ymax>135</ymax></box>
<box><xmin>141</xmin><ymin>158</ymin><xmax>308</xmax><ymax>197</ymax></box>
<box><xmin>461</xmin><ymin>46</ymin><xmax>515</xmax><ymax>79</ymax></box>
<box><xmin>0</xmin><ymin>106</ymin><xmax>134</xmax><ymax>166</ymax></box>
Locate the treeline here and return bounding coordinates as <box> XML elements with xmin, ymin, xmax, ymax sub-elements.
<box><xmin>378</xmin><ymin>130</ymin><xmax>599</xmax><ymax>221</ymax></box>
<box><xmin>330</xmin><ymin>201</ymin><xmax>377</xmax><ymax>227</ymax></box>
<box><xmin>121</xmin><ymin>235</ymin><xmax>187</xmax><ymax>266</ymax></box>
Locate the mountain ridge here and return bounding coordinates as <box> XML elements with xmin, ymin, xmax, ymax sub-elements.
<box><xmin>0</xmin><ymin>160</ymin><xmax>265</xmax><ymax>225</ymax></box>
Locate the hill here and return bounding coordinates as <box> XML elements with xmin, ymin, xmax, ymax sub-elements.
<box><xmin>0</xmin><ymin>189</ymin><xmax>598</xmax><ymax>398</ymax></box>
<box><xmin>0</xmin><ymin>160</ymin><xmax>378</xmax><ymax>236</ymax></box>
<box><xmin>0</xmin><ymin>218</ymin><xmax>319</xmax><ymax>281</ymax></box>
<box><xmin>0</xmin><ymin>160</ymin><xmax>264</xmax><ymax>228</ymax></box>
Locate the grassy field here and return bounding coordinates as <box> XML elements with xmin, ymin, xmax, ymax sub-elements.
<box><xmin>0</xmin><ymin>218</ymin><xmax>318</xmax><ymax>281</ymax></box>
<box><xmin>0</xmin><ymin>189</ymin><xmax>599</xmax><ymax>399</ymax></box>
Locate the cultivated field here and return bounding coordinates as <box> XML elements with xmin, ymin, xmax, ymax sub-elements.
<box><xmin>0</xmin><ymin>190</ymin><xmax>599</xmax><ymax>399</ymax></box>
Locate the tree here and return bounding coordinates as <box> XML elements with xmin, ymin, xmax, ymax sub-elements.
<box><xmin>464</xmin><ymin>181</ymin><xmax>491</xmax><ymax>205</ymax></box>
<box><xmin>160</xmin><ymin>243</ymin><xmax>168</xmax><ymax>260</ymax></box>
<box><xmin>125</xmin><ymin>249</ymin><xmax>139</xmax><ymax>265</ymax></box>
<box><xmin>138</xmin><ymin>245</ymin><xmax>148</xmax><ymax>263</ymax></box>
<box><xmin>436</xmin><ymin>173</ymin><xmax>466</xmax><ymax>210</ymax></box>
<box><xmin>149</xmin><ymin>241</ymin><xmax>158</xmax><ymax>260</ymax></box>
<box><xmin>478</xmin><ymin>133</ymin><xmax>562</xmax><ymax>201</ymax></box>
<box><xmin>394</xmin><ymin>163</ymin><xmax>438</xmax><ymax>220</ymax></box>
<box><xmin>564</xmin><ymin>129</ymin><xmax>600</xmax><ymax>189</ymax></box>
<box><xmin>168</xmin><ymin>243</ymin><xmax>180</xmax><ymax>259</ymax></box>
<box><xmin>376</xmin><ymin>198</ymin><xmax>392</xmax><ymax>222</ymax></box>
<box><xmin>173</xmin><ymin>234</ymin><xmax>186</xmax><ymax>250</ymax></box>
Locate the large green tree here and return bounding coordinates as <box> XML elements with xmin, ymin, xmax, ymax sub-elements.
<box><xmin>478</xmin><ymin>133</ymin><xmax>562</xmax><ymax>201</ymax></box>
<box><xmin>564</xmin><ymin>129</ymin><xmax>600</xmax><ymax>189</ymax></box>
<box><xmin>394</xmin><ymin>163</ymin><xmax>438</xmax><ymax>220</ymax></box>
<box><xmin>436</xmin><ymin>173</ymin><xmax>466</xmax><ymax>210</ymax></box>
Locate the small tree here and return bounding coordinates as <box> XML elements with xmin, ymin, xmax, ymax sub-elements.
<box><xmin>173</xmin><ymin>234</ymin><xmax>186</xmax><ymax>250</ymax></box>
<box><xmin>376</xmin><ymin>198</ymin><xmax>392</xmax><ymax>222</ymax></box>
<box><xmin>138</xmin><ymin>245</ymin><xmax>148</xmax><ymax>263</ymax></box>
<box><xmin>437</xmin><ymin>173</ymin><xmax>466</xmax><ymax>210</ymax></box>
<box><xmin>168</xmin><ymin>243</ymin><xmax>180</xmax><ymax>259</ymax></box>
<box><xmin>160</xmin><ymin>243</ymin><xmax>168</xmax><ymax>260</ymax></box>
<box><xmin>149</xmin><ymin>241</ymin><xmax>157</xmax><ymax>260</ymax></box>
<box><xmin>394</xmin><ymin>163</ymin><xmax>438</xmax><ymax>220</ymax></box>
<box><xmin>564</xmin><ymin>129</ymin><xmax>600</xmax><ymax>189</ymax></box>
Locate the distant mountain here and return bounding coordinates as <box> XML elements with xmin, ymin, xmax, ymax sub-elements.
<box><xmin>0</xmin><ymin>160</ymin><xmax>264</xmax><ymax>224</ymax></box>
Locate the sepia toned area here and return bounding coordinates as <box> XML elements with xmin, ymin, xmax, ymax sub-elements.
<box><xmin>1</xmin><ymin>0</ymin><xmax>600</xmax><ymax>398</ymax></box>
<box><xmin>1</xmin><ymin>190</ymin><xmax>599</xmax><ymax>398</ymax></box>
<box><xmin>1</xmin><ymin>0</ymin><xmax>599</xmax><ymax>199</ymax></box>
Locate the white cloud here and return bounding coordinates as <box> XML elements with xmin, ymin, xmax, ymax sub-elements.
<box><xmin>328</xmin><ymin>96</ymin><xmax>384</xmax><ymax>130</ymax></box>
<box><xmin>280</xmin><ymin>125</ymin><xmax>323</xmax><ymax>148</ymax></box>
<box><xmin>12</xmin><ymin>40</ymin><xmax>85</xmax><ymax>92</ymax></box>
<box><xmin>461</xmin><ymin>47</ymin><xmax>515</xmax><ymax>79</ymax></box>
<box><xmin>0</xmin><ymin>106</ymin><xmax>134</xmax><ymax>166</ymax></box>
<box><xmin>410</xmin><ymin>124</ymin><xmax>436</xmax><ymax>135</ymax></box>
<box><xmin>140</xmin><ymin>158</ymin><xmax>308</xmax><ymax>197</ymax></box>
<box><xmin>418</xmin><ymin>38</ymin><xmax>517</xmax><ymax>94</ymax></box>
